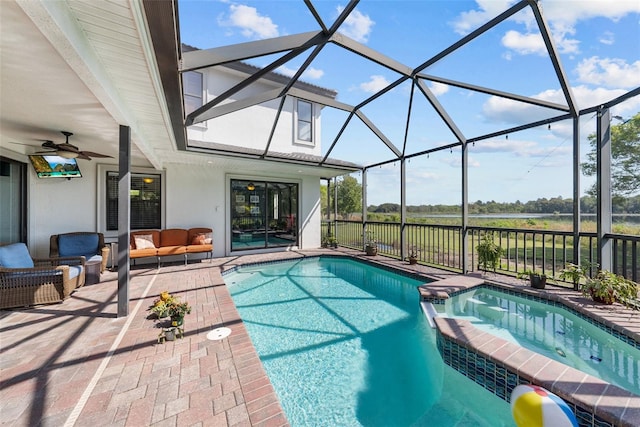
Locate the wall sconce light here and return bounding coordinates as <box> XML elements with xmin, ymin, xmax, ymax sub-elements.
<box><xmin>143</xmin><ymin>177</ymin><xmax>154</xmax><ymax>184</ymax></box>
<box><xmin>247</xmin><ymin>182</ymin><xmax>255</xmax><ymax>191</ymax></box>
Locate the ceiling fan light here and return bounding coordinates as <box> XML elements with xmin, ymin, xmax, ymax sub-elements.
<box><xmin>57</xmin><ymin>150</ymin><xmax>79</xmax><ymax>159</ymax></box>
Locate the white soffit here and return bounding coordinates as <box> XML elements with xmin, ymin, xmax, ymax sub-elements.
<box><xmin>15</xmin><ymin>0</ymin><xmax>174</xmax><ymax>170</ymax></box>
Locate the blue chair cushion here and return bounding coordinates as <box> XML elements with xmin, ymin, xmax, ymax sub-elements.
<box><xmin>86</xmin><ymin>255</ymin><xmax>102</xmax><ymax>264</ymax></box>
<box><xmin>0</xmin><ymin>243</ymin><xmax>35</xmax><ymax>268</ymax></box>
<box><xmin>58</xmin><ymin>234</ymin><xmax>99</xmax><ymax>259</ymax></box>
<box><xmin>68</xmin><ymin>265</ymin><xmax>83</xmax><ymax>280</ymax></box>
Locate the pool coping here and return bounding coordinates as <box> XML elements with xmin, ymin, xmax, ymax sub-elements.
<box><xmin>420</xmin><ymin>277</ymin><xmax>640</xmax><ymax>427</ymax></box>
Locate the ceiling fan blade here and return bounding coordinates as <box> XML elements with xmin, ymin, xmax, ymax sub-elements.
<box><xmin>76</xmin><ymin>153</ymin><xmax>93</xmax><ymax>161</ymax></box>
<box><xmin>42</xmin><ymin>140</ymin><xmax>58</xmax><ymax>149</ymax></box>
<box><xmin>56</xmin><ymin>143</ymin><xmax>80</xmax><ymax>153</ymax></box>
<box><xmin>79</xmin><ymin>151</ymin><xmax>113</xmax><ymax>158</ymax></box>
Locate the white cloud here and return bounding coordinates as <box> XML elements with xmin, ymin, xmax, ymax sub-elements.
<box><xmin>450</xmin><ymin>0</ymin><xmax>515</xmax><ymax>35</ymax></box>
<box><xmin>277</xmin><ymin>65</ymin><xmax>324</xmax><ymax>80</ymax></box>
<box><xmin>429</xmin><ymin>82</ymin><xmax>450</xmax><ymax>96</ymax></box>
<box><xmin>453</xmin><ymin>1</ymin><xmax>640</xmax><ymax>56</ymax></box>
<box><xmin>501</xmin><ymin>30</ymin><xmax>546</xmax><ymax>55</ymax></box>
<box><xmin>336</xmin><ymin>7</ymin><xmax>375</xmax><ymax>43</ymax></box>
<box><xmin>304</xmin><ymin>67</ymin><xmax>325</xmax><ymax>80</ymax></box>
<box><xmin>539</xmin><ymin>1</ymin><xmax>640</xmax><ymax>25</ymax></box>
<box><xmin>576</xmin><ymin>57</ymin><xmax>640</xmax><ymax>89</ymax></box>
<box><xmin>471</xmin><ymin>138</ymin><xmax>570</xmax><ymax>160</ymax></box>
<box><xmin>501</xmin><ymin>27</ymin><xmax>579</xmax><ymax>56</ymax></box>
<box><xmin>482</xmin><ymin>85</ymin><xmax>631</xmax><ymax>125</ymax></box>
<box><xmin>218</xmin><ymin>4</ymin><xmax>278</xmax><ymax>39</ymax></box>
<box><xmin>598</xmin><ymin>31</ymin><xmax>615</xmax><ymax>45</ymax></box>
<box><xmin>360</xmin><ymin>75</ymin><xmax>391</xmax><ymax>93</ymax></box>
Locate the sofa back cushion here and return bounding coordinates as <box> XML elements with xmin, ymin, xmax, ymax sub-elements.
<box><xmin>160</xmin><ymin>229</ymin><xmax>189</xmax><ymax>247</ymax></box>
<box><xmin>188</xmin><ymin>228</ymin><xmax>213</xmax><ymax>244</ymax></box>
<box><xmin>58</xmin><ymin>233</ymin><xmax>99</xmax><ymax>258</ymax></box>
<box><xmin>0</xmin><ymin>243</ymin><xmax>35</xmax><ymax>268</ymax></box>
<box><xmin>130</xmin><ymin>230</ymin><xmax>160</xmax><ymax>249</ymax></box>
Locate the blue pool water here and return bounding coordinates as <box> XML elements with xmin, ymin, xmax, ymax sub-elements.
<box><xmin>225</xmin><ymin>257</ymin><xmax>515</xmax><ymax>426</ymax></box>
<box><xmin>438</xmin><ymin>286</ymin><xmax>640</xmax><ymax>396</ymax></box>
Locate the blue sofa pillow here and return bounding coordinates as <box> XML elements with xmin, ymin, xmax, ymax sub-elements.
<box><xmin>58</xmin><ymin>234</ymin><xmax>99</xmax><ymax>259</ymax></box>
<box><xmin>0</xmin><ymin>243</ymin><xmax>35</xmax><ymax>268</ymax></box>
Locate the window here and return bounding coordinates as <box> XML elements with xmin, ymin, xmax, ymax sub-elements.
<box><xmin>106</xmin><ymin>172</ymin><xmax>162</xmax><ymax>230</ymax></box>
<box><xmin>0</xmin><ymin>157</ymin><xmax>27</xmax><ymax>244</ymax></box>
<box><xmin>183</xmin><ymin>71</ymin><xmax>203</xmax><ymax>116</ymax></box>
<box><xmin>296</xmin><ymin>99</ymin><xmax>313</xmax><ymax>143</ymax></box>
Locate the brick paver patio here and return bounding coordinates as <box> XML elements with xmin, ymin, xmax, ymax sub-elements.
<box><xmin>1</xmin><ymin>249</ymin><xmax>638</xmax><ymax>426</ymax></box>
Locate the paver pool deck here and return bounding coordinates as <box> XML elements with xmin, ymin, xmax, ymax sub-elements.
<box><xmin>1</xmin><ymin>248</ymin><xmax>638</xmax><ymax>426</ymax></box>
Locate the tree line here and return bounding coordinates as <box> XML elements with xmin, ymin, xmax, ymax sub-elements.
<box><xmin>369</xmin><ymin>195</ymin><xmax>640</xmax><ymax>215</ymax></box>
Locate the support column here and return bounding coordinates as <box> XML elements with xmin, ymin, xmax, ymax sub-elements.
<box><xmin>400</xmin><ymin>159</ymin><xmax>407</xmax><ymax>261</ymax></box>
<box><xmin>461</xmin><ymin>143</ymin><xmax>469</xmax><ymax>274</ymax></box>
<box><xmin>117</xmin><ymin>125</ymin><xmax>131</xmax><ymax>318</ymax></box>
<box><xmin>596</xmin><ymin>108</ymin><xmax>612</xmax><ymax>271</ymax></box>
<box><xmin>572</xmin><ymin>116</ymin><xmax>581</xmax><ymax>288</ymax></box>
<box><xmin>334</xmin><ymin>177</ymin><xmax>338</xmax><ymax>242</ymax></box>
<box><xmin>362</xmin><ymin>170</ymin><xmax>368</xmax><ymax>248</ymax></box>
<box><xmin>326</xmin><ymin>178</ymin><xmax>332</xmax><ymax>236</ymax></box>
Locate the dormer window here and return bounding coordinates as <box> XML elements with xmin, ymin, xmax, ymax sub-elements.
<box><xmin>183</xmin><ymin>71</ymin><xmax>203</xmax><ymax>116</ymax></box>
<box><xmin>295</xmin><ymin>99</ymin><xmax>313</xmax><ymax>145</ymax></box>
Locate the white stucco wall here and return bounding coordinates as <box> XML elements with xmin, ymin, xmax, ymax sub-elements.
<box><xmin>14</xmin><ymin>154</ymin><xmax>322</xmax><ymax>259</ymax></box>
<box><xmin>186</xmin><ymin>66</ymin><xmax>323</xmax><ymax>157</ymax></box>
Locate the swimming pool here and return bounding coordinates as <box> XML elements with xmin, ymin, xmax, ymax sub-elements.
<box><xmin>224</xmin><ymin>257</ymin><xmax>515</xmax><ymax>426</ymax></box>
<box><xmin>436</xmin><ymin>286</ymin><xmax>640</xmax><ymax>397</ymax></box>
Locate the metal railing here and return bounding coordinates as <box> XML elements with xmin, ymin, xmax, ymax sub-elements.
<box><xmin>321</xmin><ymin>220</ymin><xmax>639</xmax><ymax>284</ymax></box>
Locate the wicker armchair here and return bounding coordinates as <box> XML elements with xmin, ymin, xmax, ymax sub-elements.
<box><xmin>50</xmin><ymin>232</ymin><xmax>109</xmax><ymax>273</ymax></box>
<box><xmin>0</xmin><ymin>243</ymin><xmax>85</xmax><ymax>309</ymax></box>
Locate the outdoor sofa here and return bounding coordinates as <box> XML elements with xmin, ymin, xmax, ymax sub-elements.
<box><xmin>130</xmin><ymin>227</ymin><xmax>213</xmax><ymax>267</ymax></box>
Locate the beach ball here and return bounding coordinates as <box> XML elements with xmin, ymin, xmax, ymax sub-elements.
<box><xmin>510</xmin><ymin>384</ymin><xmax>578</xmax><ymax>427</ymax></box>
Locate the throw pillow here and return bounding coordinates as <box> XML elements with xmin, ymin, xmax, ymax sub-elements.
<box><xmin>192</xmin><ymin>232</ymin><xmax>212</xmax><ymax>245</ymax></box>
<box><xmin>134</xmin><ymin>234</ymin><xmax>156</xmax><ymax>249</ymax></box>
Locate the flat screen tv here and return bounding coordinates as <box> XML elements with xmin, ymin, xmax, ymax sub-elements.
<box><xmin>28</xmin><ymin>155</ymin><xmax>82</xmax><ymax>179</ymax></box>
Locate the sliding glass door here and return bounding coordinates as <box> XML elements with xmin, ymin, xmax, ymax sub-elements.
<box><xmin>231</xmin><ymin>179</ymin><xmax>298</xmax><ymax>251</ymax></box>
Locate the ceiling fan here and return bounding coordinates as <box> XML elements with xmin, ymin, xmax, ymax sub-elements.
<box><xmin>32</xmin><ymin>131</ymin><xmax>113</xmax><ymax>160</ymax></box>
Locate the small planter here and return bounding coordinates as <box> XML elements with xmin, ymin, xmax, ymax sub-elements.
<box><xmin>530</xmin><ymin>274</ymin><xmax>546</xmax><ymax>289</ymax></box>
<box><xmin>590</xmin><ymin>290</ymin><xmax>615</xmax><ymax>305</ymax></box>
<box><xmin>408</xmin><ymin>257</ymin><xmax>418</xmax><ymax>265</ymax></box>
<box><xmin>171</xmin><ymin>315</ymin><xmax>184</xmax><ymax>327</ymax></box>
<box><xmin>365</xmin><ymin>245</ymin><xmax>377</xmax><ymax>256</ymax></box>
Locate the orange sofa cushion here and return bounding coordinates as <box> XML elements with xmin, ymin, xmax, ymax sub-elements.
<box><xmin>160</xmin><ymin>229</ymin><xmax>189</xmax><ymax>247</ymax></box>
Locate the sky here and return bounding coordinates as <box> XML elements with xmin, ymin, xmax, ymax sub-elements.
<box><xmin>178</xmin><ymin>0</ymin><xmax>640</xmax><ymax>205</ymax></box>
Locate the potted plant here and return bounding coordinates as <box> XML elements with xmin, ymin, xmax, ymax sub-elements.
<box><xmin>407</xmin><ymin>246</ymin><xmax>419</xmax><ymax>265</ymax></box>
<box><xmin>558</xmin><ymin>262</ymin><xmax>594</xmax><ymax>291</ymax></box>
<box><xmin>149</xmin><ymin>290</ymin><xmax>192</xmax><ymax>326</ymax></box>
<box><xmin>476</xmin><ymin>232</ymin><xmax>504</xmax><ymax>272</ymax></box>
<box><xmin>517</xmin><ymin>269</ymin><xmax>547</xmax><ymax>289</ymax></box>
<box><xmin>365</xmin><ymin>230</ymin><xmax>378</xmax><ymax>256</ymax></box>
<box><xmin>582</xmin><ymin>270</ymin><xmax>638</xmax><ymax>307</ymax></box>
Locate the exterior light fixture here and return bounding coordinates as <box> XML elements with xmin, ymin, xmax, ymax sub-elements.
<box><xmin>247</xmin><ymin>182</ymin><xmax>255</xmax><ymax>191</ymax></box>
